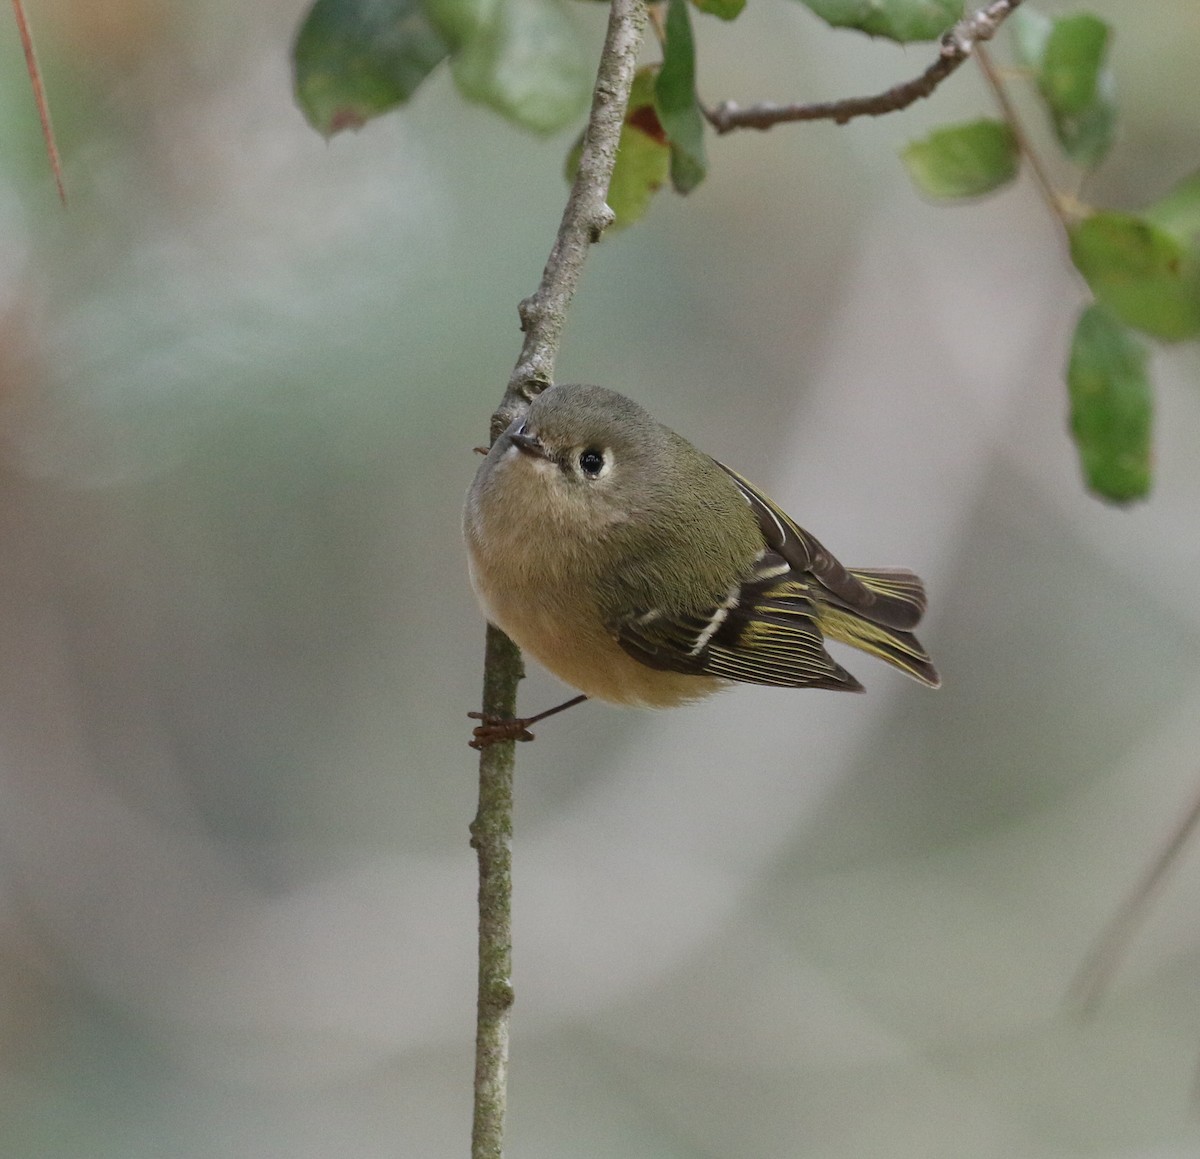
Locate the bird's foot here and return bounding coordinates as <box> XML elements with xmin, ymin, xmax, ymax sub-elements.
<box><xmin>467</xmin><ymin>712</ymin><xmax>537</xmax><ymax>749</ymax></box>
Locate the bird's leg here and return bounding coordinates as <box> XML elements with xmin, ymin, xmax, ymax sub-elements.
<box><xmin>468</xmin><ymin>694</ymin><xmax>589</xmax><ymax>749</ymax></box>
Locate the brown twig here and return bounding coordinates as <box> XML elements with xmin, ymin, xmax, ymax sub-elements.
<box><xmin>705</xmin><ymin>0</ymin><xmax>1026</xmax><ymax>134</ymax></box>
<box><xmin>973</xmin><ymin>43</ymin><xmax>1071</xmax><ymax>227</ymax></box>
<box><xmin>491</xmin><ymin>0</ymin><xmax>647</xmax><ymax>440</ymax></box>
<box><xmin>469</xmin><ymin>0</ymin><xmax>648</xmax><ymax>1155</ymax></box>
<box><xmin>469</xmin><ymin>626</ymin><xmax>522</xmax><ymax>1159</ymax></box>
<box><xmin>1068</xmin><ymin>779</ymin><xmax>1200</xmax><ymax>1017</ymax></box>
<box><xmin>11</xmin><ymin>0</ymin><xmax>67</xmax><ymax>205</ymax></box>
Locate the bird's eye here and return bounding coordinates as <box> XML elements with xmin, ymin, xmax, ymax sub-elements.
<box><xmin>578</xmin><ymin>448</ymin><xmax>605</xmax><ymax>478</ymax></box>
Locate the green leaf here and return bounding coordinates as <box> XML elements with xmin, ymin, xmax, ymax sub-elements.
<box><xmin>655</xmin><ymin>0</ymin><xmax>707</xmax><ymax>194</ymax></box>
<box><xmin>565</xmin><ymin>68</ymin><xmax>669</xmax><ymax>230</ymax></box>
<box><xmin>293</xmin><ymin>0</ymin><xmax>451</xmax><ymax>136</ymax></box>
<box><xmin>1145</xmin><ymin>169</ymin><xmax>1200</xmax><ymax>246</ymax></box>
<box><xmin>691</xmin><ymin>0</ymin><xmax>747</xmax><ymax>21</ymax></box>
<box><xmin>1066</xmin><ymin>305</ymin><xmax>1152</xmax><ymax>503</ymax></box>
<box><xmin>1040</xmin><ymin>13</ymin><xmax>1109</xmax><ymax>116</ymax></box>
<box><xmin>1069</xmin><ymin>212</ymin><xmax>1200</xmax><ymax>341</ymax></box>
<box><xmin>797</xmin><ymin>0</ymin><xmax>961</xmax><ymax>43</ymax></box>
<box><xmin>449</xmin><ymin>0</ymin><xmax>591</xmax><ymax>133</ymax></box>
<box><xmin>1054</xmin><ymin>71</ymin><xmax>1116</xmax><ymax>168</ymax></box>
<box><xmin>901</xmin><ymin>120</ymin><xmax>1018</xmax><ymax>201</ymax></box>
<box><xmin>1016</xmin><ymin>9</ymin><xmax>1116</xmax><ymax>167</ymax></box>
<box><xmin>422</xmin><ymin>0</ymin><xmax>492</xmax><ymax>47</ymax></box>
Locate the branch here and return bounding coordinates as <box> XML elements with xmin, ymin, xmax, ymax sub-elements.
<box><xmin>469</xmin><ymin>625</ymin><xmax>523</xmax><ymax>1159</ymax></box>
<box><xmin>705</xmin><ymin>0</ymin><xmax>1026</xmax><ymax>134</ymax></box>
<box><xmin>11</xmin><ymin>0</ymin><xmax>67</xmax><ymax>205</ymax></box>
<box><xmin>490</xmin><ymin>0</ymin><xmax>648</xmax><ymax>439</ymax></box>
<box><xmin>1068</xmin><ymin>776</ymin><xmax>1200</xmax><ymax>1017</ymax></box>
<box><xmin>470</xmin><ymin>1</ymin><xmax>648</xmax><ymax>1155</ymax></box>
<box><xmin>973</xmin><ymin>43</ymin><xmax>1069</xmax><ymax>228</ymax></box>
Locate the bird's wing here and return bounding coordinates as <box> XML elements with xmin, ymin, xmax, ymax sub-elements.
<box><xmin>715</xmin><ymin>462</ymin><xmax>927</xmax><ymax>631</ymax></box>
<box><xmin>613</xmin><ymin>461</ymin><xmax>940</xmax><ymax>690</ymax></box>
<box><xmin>613</xmin><ymin>549</ymin><xmax>865</xmax><ymax>692</ymax></box>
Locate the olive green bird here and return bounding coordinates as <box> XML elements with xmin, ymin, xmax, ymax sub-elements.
<box><xmin>464</xmin><ymin>384</ymin><xmax>938</xmax><ymax>742</ymax></box>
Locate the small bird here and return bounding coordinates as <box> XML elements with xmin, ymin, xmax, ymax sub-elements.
<box><xmin>464</xmin><ymin>384</ymin><xmax>938</xmax><ymax>745</ymax></box>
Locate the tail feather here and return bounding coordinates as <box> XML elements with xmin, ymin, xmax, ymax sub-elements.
<box><xmin>817</xmin><ymin>602</ymin><xmax>941</xmax><ymax>688</ymax></box>
<box><xmin>832</xmin><ymin>567</ymin><xmax>928</xmax><ymax>630</ymax></box>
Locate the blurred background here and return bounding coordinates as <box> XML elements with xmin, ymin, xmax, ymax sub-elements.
<box><xmin>2</xmin><ymin>1</ymin><xmax>1200</xmax><ymax>1155</ymax></box>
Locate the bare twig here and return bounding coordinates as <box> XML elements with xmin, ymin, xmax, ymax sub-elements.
<box><xmin>974</xmin><ymin>43</ymin><xmax>1070</xmax><ymax>227</ymax></box>
<box><xmin>491</xmin><ymin>0</ymin><xmax>648</xmax><ymax>440</ymax></box>
<box><xmin>1068</xmin><ymin>779</ymin><xmax>1200</xmax><ymax>1017</ymax></box>
<box><xmin>469</xmin><ymin>625</ymin><xmax>523</xmax><ymax>1159</ymax></box>
<box><xmin>705</xmin><ymin>0</ymin><xmax>1026</xmax><ymax>134</ymax></box>
<box><xmin>470</xmin><ymin>1</ymin><xmax>648</xmax><ymax>1155</ymax></box>
<box><xmin>11</xmin><ymin>0</ymin><xmax>67</xmax><ymax>205</ymax></box>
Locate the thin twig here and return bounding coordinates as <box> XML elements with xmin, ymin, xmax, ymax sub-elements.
<box><xmin>492</xmin><ymin>0</ymin><xmax>648</xmax><ymax>439</ymax></box>
<box><xmin>1068</xmin><ymin>779</ymin><xmax>1200</xmax><ymax>1017</ymax></box>
<box><xmin>469</xmin><ymin>625</ymin><xmax>522</xmax><ymax>1159</ymax></box>
<box><xmin>705</xmin><ymin>0</ymin><xmax>1026</xmax><ymax>134</ymax></box>
<box><xmin>11</xmin><ymin>0</ymin><xmax>67</xmax><ymax>205</ymax></box>
<box><xmin>973</xmin><ymin>43</ymin><xmax>1070</xmax><ymax>228</ymax></box>
<box><xmin>470</xmin><ymin>1</ymin><xmax>648</xmax><ymax>1155</ymax></box>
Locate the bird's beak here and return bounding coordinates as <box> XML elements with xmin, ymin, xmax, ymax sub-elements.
<box><xmin>509</xmin><ymin>425</ymin><xmax>550</xmax><ymax>459</ymax></box>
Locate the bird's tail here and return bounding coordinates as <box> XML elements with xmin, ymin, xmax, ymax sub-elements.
<box><xmin>817</xmin><ymin>567</ymin><xmax>941</xmax><ymax>688</ymax></box>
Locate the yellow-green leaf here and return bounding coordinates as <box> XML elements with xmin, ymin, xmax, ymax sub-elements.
<box><xmin>901</xmin><ymin>120</ymin><xmax>1018</xmax><ymax>201</ymax></box>
<box><xmin>1069</xmin><ymin>212</ymin><xmax>1200</xmax><ymax>342</ymax></box>
<box><xmin>691</xmin><ymin>0</ymin><xmax>747</xmax><ymax>20</ymax></box>
<box><xmin>1145</xmin><ymin>169</ymin><xmax>1200</xmax><ymax>247</ymax></box>
<box><xmin>1067</xmin><ymin>305</ymin><xmax>1152</xmax><ymax>503</ymax></box>
<box><xmin>293</xmin><ymin>0</ymin><xmax>451</xmax><ymax>136</ymax></box>
<box><xmin>1014</xmin><ymin>8</ymin><xmax>1116</xmax><ymax>168</ymax></box>
<box><xmin>449</xmin><ymin>0</ymin><xmax>590</xmax><ymax>133</ymax></box>
<box><xmin>798</xmin><ymin>0</ymin><xmax>961</xmax><ymax>43</ymax></box>
<box><xmin>1040</xmin><ymin>13</ymin><xmax>1109</xmax><ymax>117</ymax></box>
<box><xmin>655</xmin><ymin>0</ymin><xmax>707</xmax><ymax>194</ymax></box>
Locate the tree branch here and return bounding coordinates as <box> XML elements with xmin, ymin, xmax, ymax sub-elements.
<box><xmin>491</xmin><ymin>0</ymin><xmax>648</xmax><ymax>439</ymax></box>
<box><xmin>469</xmin><ymin>625</ymin><xmax>523</xmax><ymax>1159</ymax></box>
<box><xmin>470</xmin><ymin>1</ymin><xmax>648</xmax><ymax>1155</ymax></box>
<box><xmin>11</xmin><ymin>0</ymin><xmax>67</xmax><ymax>205</ymax></box>
<box><xmin>705</xmin><ymin>0</ymin><xmax>1026</xmax><ymax>135</ymax></box>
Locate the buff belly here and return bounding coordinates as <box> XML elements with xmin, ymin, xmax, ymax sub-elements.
<box><xmin>466</xmin><ymin>548</ymin><xmax>723</xmax><ymax>708</ymax></box>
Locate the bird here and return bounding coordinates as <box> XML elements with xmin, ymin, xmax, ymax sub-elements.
<box><xmin>463</xmin><ymin>384</ymin><xmax>938</xmax><ymax>745</ymax></box>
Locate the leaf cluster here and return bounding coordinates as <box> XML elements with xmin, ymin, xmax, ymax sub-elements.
<box><xmin>293</xmin><ymin>0</ymin><xmax>592</xmax><ymax>135</ymax></box>
<box><xmin>292</xmin><ymin>0</ymin><xmax>1200</xmax><ymax>504</ymax></box>
<box><xmin>901</xmin><ymin>8</ymin><xmax>1197</xmax><ymax>502</ymax></box>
